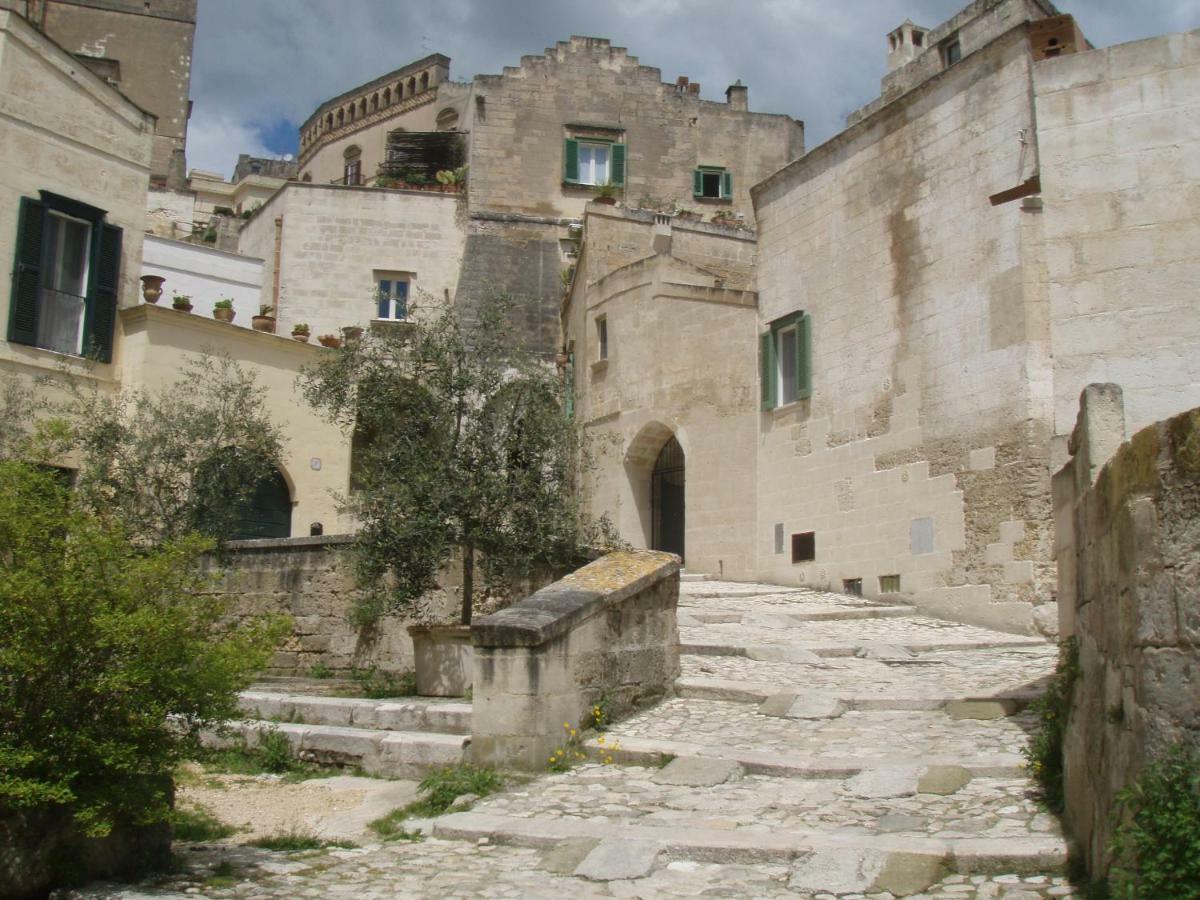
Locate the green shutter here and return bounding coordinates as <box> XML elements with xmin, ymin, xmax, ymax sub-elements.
<box><xmin>797</xmin><ymin>312</ymin><xmax>812</xmax><ymax>400</ymax></box>
<box><xmin>83</xmin><ymin>223</ymin><xmax>121</xmax><ymax>364</ymax></box>
<box><xmin>693</xmin><ymin>169</ymin><xmax>704</xmax><ymax>198</ymax></box>
<box><xmin>760</xmin><ymin>330</ymin><xmax>776</xmax><ymax>410</ymax></box>
<box><xmin>722</xmin><ymin>170</ymin><xmax>733</xmax><ymax>199</ymax></box>
<box><xmin>563</xmin><ymin>138</ymin><xmax>580</xmax><ymax>184</ymax></box>
<box><xmin>8</xmin><ymin>197</ymin><xmax>45</xmax><ymax>347</ymax></box>
<box><xmin>610</xmin><ymin>143</ymin><xmax>626</xmax><ymax>186</ymax></box>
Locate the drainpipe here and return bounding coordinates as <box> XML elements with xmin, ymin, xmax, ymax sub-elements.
<box><xmin>271</xmin><ymin>215</ymin><xmax>283</xmax><ymax>316</ymax></box>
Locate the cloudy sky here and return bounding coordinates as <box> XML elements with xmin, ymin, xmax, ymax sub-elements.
<box><xmin>188</xmin><ymin>0</ymin><xmax>1198</xmax><ymax>178</ymax></box>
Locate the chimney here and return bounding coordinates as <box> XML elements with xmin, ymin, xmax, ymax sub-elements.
<box><xmin>675</xmin><ymin>75</ymin><xmax>689</xmax><ymax>94</ymax></box>
<box><xmin>887</xmin><ymin>20</ymin><xmax>929</xmax><ymax>72</ymax></box>
<box><xmin>725</xmin><ymin>79</ymin><xmax>748</xmax><ymax>112</ymax></box>
<box><xmin>687</xmin><ymin>82</ymin><xmax>701</xmax><ymax>96</ymax></box>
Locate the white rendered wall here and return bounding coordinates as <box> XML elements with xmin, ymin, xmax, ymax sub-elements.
<box><xmin>141</xmin><ymin>235</ymin><xmax>264</xmax><ymax>327</ymax></box>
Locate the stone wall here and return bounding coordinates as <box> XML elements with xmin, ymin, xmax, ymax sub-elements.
<box><xmin>237</xmin><ymin>182</ymin><xmax>467</xmax><ymax>339</ymax></box>
<box><xmin>471</xmin><ymin>550</ymin><xmax>680</xmax><ymax>770</ymax></box>
<box><xmin>1035</xmin><ymin>29</ymin><xmax>1200</xmax><ymax>449</ymax></box>
<box><xmin>752</xmin><ymin>24</ymin><xmax>1055</xmax><ymax>633</ymax></box>
<box><xmin>1053</xmin><ymin>384</ymin><xmax>1200</xmax><ymax>879</ymax></box>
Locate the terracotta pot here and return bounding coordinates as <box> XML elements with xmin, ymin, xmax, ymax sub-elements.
<box><xmin>251</xmin><ymin>315</ymin><xmax>277</xmax><ymax>334</ymax></box>
<box><xmin>317</xmin><ymin>335</ymin><xmax>341</xmax><ymax>348</ymax></box>
<box><xmin>172</xmin><ymin>301</ymin><xmax>193</xmax><ymax>313</ymax></box>
<box><xmin>407</xmin><ymin>624</ymin><xmax>473</xmax><ymax>697</ymax></box>
<box><xmin>594</xmin><ymin>195</ymin><xmax>617</xmax><ymax>205</ymax></box>
<box><xmin>292</xmin><ymin>332</ymin><xmax>310</xmax><ymax>342</ymax></box>
<box><xmin>342</xmin><ymin>326</ymin><xmax>364</xmax><ymax>342</ymax></box>
<box><xmin>140</xmin><ymin>274</ymin><xmax>165</xmax><ymax>304</ymax></box>
<box><xmin>213</xmin><ymin>307</ymin><xmax>235</xmax><ymax>323</ymax></box>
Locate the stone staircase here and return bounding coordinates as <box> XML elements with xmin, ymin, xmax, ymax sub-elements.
<box><xmin>429</xmin><ymin>580</ymin><xmax>1075</xmax><ymax>897</ymax></box>
<box><xmin>210</xmin><ymin>687</ymin><xmax>471</xmax><ymax>779</ymax></box>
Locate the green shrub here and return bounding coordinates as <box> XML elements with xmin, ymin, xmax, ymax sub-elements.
<box><xmin>415</xmin><ymin>764</ymin><xmax>503</xmax><ymax>815</ymax></box>
<box><xmin>0</xmin><ymin>462</ymin><xmax>287</xmax><ymax>837</ymax></box>
<box><xmin>1023</xmin><ymin>637</ymin><xmax>1079</xmax><ymax>813</ymax></box>
<box><xmin>366</xmin><ymin>808</ymin><xmax>424</xmax><ymax>842</ymax></box>
<box><xmin>259</xmin><ymin>729</ymin><xmax>294</xmax><ymax>774</ymax></box>
<box><xmin>1108</xmin><ymin>743</ymin><xmax>1200</xmax><ymax>898</ymax></box>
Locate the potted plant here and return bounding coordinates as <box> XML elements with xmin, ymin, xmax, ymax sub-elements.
<box><xmin>593</xmin><ymin>182</ymin><xmax>618</xmax><ymax>205</ymax></box>
<box><xmin>674</xmin><ymin>208</ymin><xmax>700</xmax><ymax>222</ymax></box>
<box><xmin>342</xmin><ymin>325</ymin><xmax>364</xmax><ymax>343</ymax></box>
<box><xmin>212</xmin><ymin>298</ymin><xmax>235</xmax><ymax>323</ymax></box>
<box><xmin>140</xmin><ymin>274</ymin><xmax>165</xmax><ymax>304</ymax></box>
<box><xmin>317</xmin><ymin>334</ymin><xmax>342</xmax><ymax>348</ymax></box>
<box><xmin>252</xmin><ymin>304</ymin><xmax>276</xmax><ymax>334</ymax></box>
<box><xmin>171</xmin><ymin>294</ymin><xmax>193</xmax><ymax>313</ymax></box>
<box><xmin>291</xmin><ymin>323</ymin><xmax>311</xmax><ymax>343</ymax></box>
<box><xmin>711</xmin><ymin>209</ymin><xmax>738</xmax><ymax>227</ymax></box>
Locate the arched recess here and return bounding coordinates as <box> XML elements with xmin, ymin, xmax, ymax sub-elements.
<box><xmin>436</xmin><ymin>107</ymin><xmax>459</xmax><ymax>131</ymax></box>
<box><xmin>622</xmin><ymin>421</ymin><xmax>688</xmax><ymax>558</ymax></box>
<box><xmin>194</xmin><ymin>449</ymin><xmax>294</xmax><ymax>540</ymax></box>
<box><xmin>231</xmin><ymin>468</ymin><xmax>292</xmax><ymax>539</ymax></box>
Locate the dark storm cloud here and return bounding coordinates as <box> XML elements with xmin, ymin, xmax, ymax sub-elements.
<box><xmin>188</xmin><ymin>0</ymin><xmax>1197</xmax><ymax>177</ymax></box>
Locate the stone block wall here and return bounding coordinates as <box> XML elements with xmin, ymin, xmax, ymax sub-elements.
<box><xmin>199</xmin><ymin>536</ymin><xmax>459</xmax><ymax>675</ymax></box>
<box><xmin>471</xmin><ymin>550</ymin><xmax>680</xmax><ymax>770</ymax></box>
<box><xmin>1055</xmin><ymin>384</ymin><xmax>1200</xmax><ymax>879</ymax></box>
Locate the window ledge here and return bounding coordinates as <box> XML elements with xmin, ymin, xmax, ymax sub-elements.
<box><xmin>768</xmin><ymin>397</ymin><xmax>809</xmax><ymax>417</ymax></box>
<box><xmin>591</xmin><ymin>358</ymin><xmax>609</xmax><ymax>370</ymax></box>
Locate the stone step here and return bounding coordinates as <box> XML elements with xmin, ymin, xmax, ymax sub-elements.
<box><xmin>585</xmin><ymin>734</ymin><xmax>1027</xmax><ymax>778</ymax></box>
<box><xmin>682</xmin><ymin>635</ymin><xmax>1047</xmax><ymax>658</ymax></box>
<box><xmin>676</xmin><ymin>675</ymin><xmax>1040</xmax><ymax>714</ymax></box>
<box><xmin>679</xmin><ymin>571</ymin><xmax>710</xmax><ymax>583</ymax></box>
<box><xmin>432</xmin><ymin>811</ymin><xmax>1069</xmax><ymax>881</ymax></box>
<box><xmin>238</xmin><ymin>690</ymin><xmax>472</xmax><ymax>735</ymax></box>
<box><xmin>204</xmin><ymin>719</ymin><xmax>469</xmax><ymax>778</ymax></box>
<box><xmin>680</xmin><ymin>605</ymin><xmax>919</xmax><ymax>624</ymax></box>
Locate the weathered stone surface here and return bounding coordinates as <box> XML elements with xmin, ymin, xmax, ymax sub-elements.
<box><xmin>875</xmin><ymin>852</ymin><xmax>948</xmax><ymax>895</ymax></box>
<box><xmin>918</xmin><ymin>765</ymin><xmax>972</xmax><ymax>795</ymax></box>
<box><xmin>746</xmin><ymin>645</ymin><xmax>824</xmax><ymax>664</ymax></box>
<box><xmin>540</xmin><ymin>838</ymin><xmax>599</xmax><ymax>874</ymax></box>
<box><xmin>857</xmin><ymin>643</ymin><xmax>915</xmax><ymax>660</ymax></box>
<box><xmin>876</xmin><ymin>813</ymin><xmax>930</xmax><ymax>833</ymax></box>
<box><xmin>573</xmin><ymin>838</ymin><xmax>660</xmax><ymax>881</ymax></box>
<box><xmin>844</xmin><ymin>767</ymin><xmax>921</xmax><ymax>799</ymax></box>
<box><xmin>758</xmin><ymin>692</ymin><xmax>799</xmax><ymax>717</ymax></box>
<box><xmin>652</xmin><ymin>757</ymin><xmax>743</xmax><ymax>787</ymax></box>
<box><xmin>788</xmin><ymin>849</ymin><xmax>886</xmax><ymax>893</ymax></box>
<box><xmin>945</xmin><ymin>700</ymin><xmax>1015</xmax><ymax>720</ymax></box>
<box><xmin>785</xmin><ymin>695</ymin><xmax>847</xmax><ymax>719</ymax></box>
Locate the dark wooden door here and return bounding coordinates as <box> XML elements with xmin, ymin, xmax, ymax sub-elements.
<box><xmin>652</xmin><ymin>436</ymin><xmax>685</xmax><ymax>561</ymax></box>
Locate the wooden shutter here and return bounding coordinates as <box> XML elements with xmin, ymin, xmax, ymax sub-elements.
<box><xmin>563</xmin><ymin>138</ymin><xmax>580</xmax><ymax>184</ymax></box>
<box><xmin>797</xmin><ymin>313</ymin><xmax>812</xmax><ymax>399</ymax></box>
<box><xmin>760</xmin><ymin>330</ymin><xmax>776</xmax><ymax>410</ymax></box>
<box><xmin>722</xmin><ymin>170</ymin><xmax>733</xmax><ymax>199</ymax></box>
<box><xmin>7</xmin><ymin>197</ymin><xmax>45</xmax><ymax>347</ymax></box>
<box><xmin>693</xmin><ymin>169</ymin><xmax>704</xmax><ymax>198</ymax></box>
<box><xmin>610</xmin><ymin>143</ymin><xmax>626</xmax><ymax>186</ymax></box>
<box><xmin>83</xmin><ymin>223</ymin><xmax>121</xmax><ymax>363</ymax></box>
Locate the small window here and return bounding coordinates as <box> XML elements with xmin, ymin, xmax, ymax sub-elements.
<box><xmin>912</xmin><ymin>30</ymin><xmax>924</xmax><ymax>47</ymax></box>
<box><xmin>693</xmin><ymin>167</ymin><xmax>732</xmax><ymax>200</ymax></box>
<box><xmin>760</xmin><ymin>311</ymin><xmax>812</xmax><ymax>410</ymax></box>
<box><xmin>596</xmin><ymin>316</ymin><xmax>608</xmax><ymax>361</ymax></box>
<box><xmin>563</xmin><ymin>138</ymin><xmax>626</xmax><ymax>188</ymax></box>
<box><xmin>943</xmin><ymin>38</ymin><xmax>962</xmax><ymax>67</ymax></box>
<box><xmin>843</xmin><ymin>578</ymin><xmax>863</xmax><ymax>597</ymax></box>
<box><xmin>374</xmin><ymin>273</ymin><xmax>410</xmax><ymax>320</ymax></box>
<box><xmin>880</xmin><ymin>574</ymin><xmax>901</xmax><ymax>593</ymax></box>
<box><xmin>791</xmin><ymin>531</ymin><xmax>815</xmax><ymax>563</ymax></box>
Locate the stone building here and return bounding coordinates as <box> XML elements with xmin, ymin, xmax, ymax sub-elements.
<box><xmin>1</xmin><ymin>0</ymin><xmax>197</xmax><ymax>188</ymax></box>
<box><xmin>565</xmin><ymin>0</ymin><xmax>1200</xmax><ymax>635</ymax></box>
<box><xmin>255</xmin><ymin>38</ymin><xmax>803</xmax><ymax>347</ymax></box>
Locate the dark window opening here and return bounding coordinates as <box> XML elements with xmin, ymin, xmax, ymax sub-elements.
<box><xmin>596</xmin><ymin>316</ymin><xmax>607</xmax><ymax>361</ymax></box>
<box><xmin>843</xmin><ymin>578</ymin><xmax>863</xmax><ymax>597</ymax></box>
<box><xmin>943</xmin><ymin>39</ymin><xmax>962</xmax><ymax>66</ymax></box>
<box><xmin>913</xmin><ymin>30</ymin><xmax>924</xmax><ymax>47</ymax></box>
<box><xmin>791</xmin><ymin>531</ymin><xmax>815</xmax><ymax>563</ymax></box>
<box><xmin>880</xmin><ymin>574</ymin><xmax>902</xmax><ymax>593</ymax></box>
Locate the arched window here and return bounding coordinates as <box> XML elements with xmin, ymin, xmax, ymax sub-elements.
<box><xmin>371</xmin><ymin>92</ymin><xmax>379</xmax><ymax>112</ymax></box>
<box><xmin>302</xmin><ymin>172</ymin><xmax>312</xmax><ymax>183</ymax></box>
<box><xmin>230</xmin><ymin>468</ymin><xmax>292</xmax><ymax>539</ymax></box>
<box><xmin>193</xmin><ymin>450</ymin><xmax>293</xmax><ymax>540</ymax></box>
<box><xmin>383</xmin><ymin>87</ymin><xmax>391</xmax><ymax>105</ymax></box>
<box><xmin>325</xmin><ymin>113</ymin><xmax>333</xmax><ymax>131</ymax></box>
<box><xmin>343</xmin><ymin>145</ymin><xmax>362</xmax><ymax>186</ymax></box>
<box><xmin>436</xmin><ymin>108</ymin><xmax>459</xmax><ymax>131</ymax></box>
<box><xmin>407</xmin><ymin>77</ymin><xmax>416</xmax><ymax>96</ymax></box>
<box><xmin>419</xmin><ymin>72</ymin><xmax>429</xmax><ymax>92</ymax></box>
<box><xmin>336</xmin><ymin>109</ymin><xmax>343</xmax><ymax>127</ymax></box>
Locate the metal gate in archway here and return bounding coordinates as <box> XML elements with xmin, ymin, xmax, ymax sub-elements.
<box><xmin>651</xmin><ymin>436</ymin><xmax>685</xmax><ymax>561</ymax></box>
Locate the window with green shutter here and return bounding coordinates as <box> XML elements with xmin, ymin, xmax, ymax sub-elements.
<box><xmin>7</xmin><ymin>191</ymin><xmax>121</xmax><ymax>362</ymax></box>
<box><xmin>563</xmin><ymin>137</ymin><xmax>625</xmax><ymax>187</ymax></box>
<box><xmin>761</xmin><ymin>311</ymin><xmax>812</xmax><ymax>410</ymax></box>
<box><xmin>694</xmin><ymin>166</ymin><xmax>733</xmax><ymax>200</ymax></box>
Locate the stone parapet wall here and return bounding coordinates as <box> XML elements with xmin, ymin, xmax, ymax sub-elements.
<box><xmin>1054</xmin><ymin>384</ymin><xmax>1200</xmax><ymax>879</ymax></box>
<box><xmin>470</xmin><ymin>550</ymin><xmax>680</xmax><ymax>770</ymax></box>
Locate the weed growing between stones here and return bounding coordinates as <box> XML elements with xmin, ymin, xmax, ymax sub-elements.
<box><xmin>368</xmin><ymin>763</ymin><xmax>505</xmax><ymax>840</ymax></box>
<box><xmin>1106</xmin><ymin>743</ymin><xmax>1200</xmax><ymax>898</ymax></box>
<box><xmin>349</xmin><ymin>666</ymin><xmax>418</xmax><ymax>699</ymax></box>
<box><xmin>169</xmin><ymin>803</ymin><xmax>237</xmax><ymax>841</ymax></box>
<box><xmin>308</xmin><ymin>663</ymin><xmax>333</xmax><ymax>679</ymax></box>
<box><xmin>247</xmin><ymin>829</ymin><xmax>357</xmax><ymax>852</ymax></box>
<box><xmin>203</xmin><ymin>860</ymin><xmax>238</xmax><ymax>889</ymax></box>
<box><xmin>192</xmin><ymin>733</ymin><xmax>333</xmax><ymax>783</ymax></box>
<box><xmin>1024</xmin><ymin>637</ymin><xmax>1079</xmax><ymax>813</ymax></box>
<box><xmin>548</xmin><ymin>718</ymin><xmax>621</xmax><ymax>771</ymax></box>
<box><xmin>367</xmin><ymin>809</ymin><xmax>425</xmax><ymax>843</ymax></box>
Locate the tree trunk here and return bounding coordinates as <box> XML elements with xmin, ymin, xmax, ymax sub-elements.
<box><xmin>461</xmin><ymin>540</ymin><xmax>474</xmax><ymax>626</ymax></box>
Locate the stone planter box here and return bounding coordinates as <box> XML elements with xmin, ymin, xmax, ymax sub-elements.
<box><xmin>408</xmin><ymin>624</ymin><xmax>473</xmax><ymax>697</ymax></box>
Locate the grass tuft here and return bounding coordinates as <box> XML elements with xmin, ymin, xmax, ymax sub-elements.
<box><xmin>246</xmin><ymin>828</ymin><xmax>357</xmax><ymax>852</ymax></box>
<box><xmin>170</xmin><ymin>803</ymin><xmax>237</xmax><ymax>842</ymax></box>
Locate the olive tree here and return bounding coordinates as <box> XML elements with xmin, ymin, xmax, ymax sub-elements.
<box><xmin>302</xmin><ymin>298</ymin><xmax>606</xmax><ymax>625</ymax></box>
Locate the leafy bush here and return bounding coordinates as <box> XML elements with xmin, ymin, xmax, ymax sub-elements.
<box><xmin>0</xmin><ymin>462</ymin><xmax>287</xmax><ymax>836</ymax></box>
<box><xmin>1023</xmin><ymin>637</ymin><xmax>1079</xmax><ymax>813</ymax></box>
<box><xmin>259</xmin><ymin>729</ymin><xmax>294</xmax><ymax>774</ymax></box>
<box><xmin>1108</xmin><ymin>743</ymin><xmax>1200</xmax><ymax>898</ymax></box>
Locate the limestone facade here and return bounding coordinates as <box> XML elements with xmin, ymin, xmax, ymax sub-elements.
<box><xmin>567</xmin><ymin>1</ymin><xmax>1200</xmax><ymax>636</ymax></box>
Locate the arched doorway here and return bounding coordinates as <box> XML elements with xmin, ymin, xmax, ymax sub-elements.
<box><xmin>651</xmin><ymin>436</ymin><xmax>685</xmax><ymax>560</ymax></box>
<box><xmin>231</xmin><ymin>468</ymin><xmax>292</xmax><ymax>539</ymax></box>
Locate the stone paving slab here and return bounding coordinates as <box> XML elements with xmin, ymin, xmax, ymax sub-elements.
<box><xmin>681</xmin><ymin>647</ymin><xmax>1057</xmax><ymax>702</ymax></box>
<box><xmin>607</xmin><ymin>699</ymin><xmax>1039</xmax><ymax>761</ymax></box>
<box><xmin>462</xmin><ymin>763</ymin><xmax>1061</xmax><ymax>843</ymax></box>
<box><xmin>70</xmin><ymin>839</ymin><xmax>1081</xmax><ymax>898</ymax></box>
